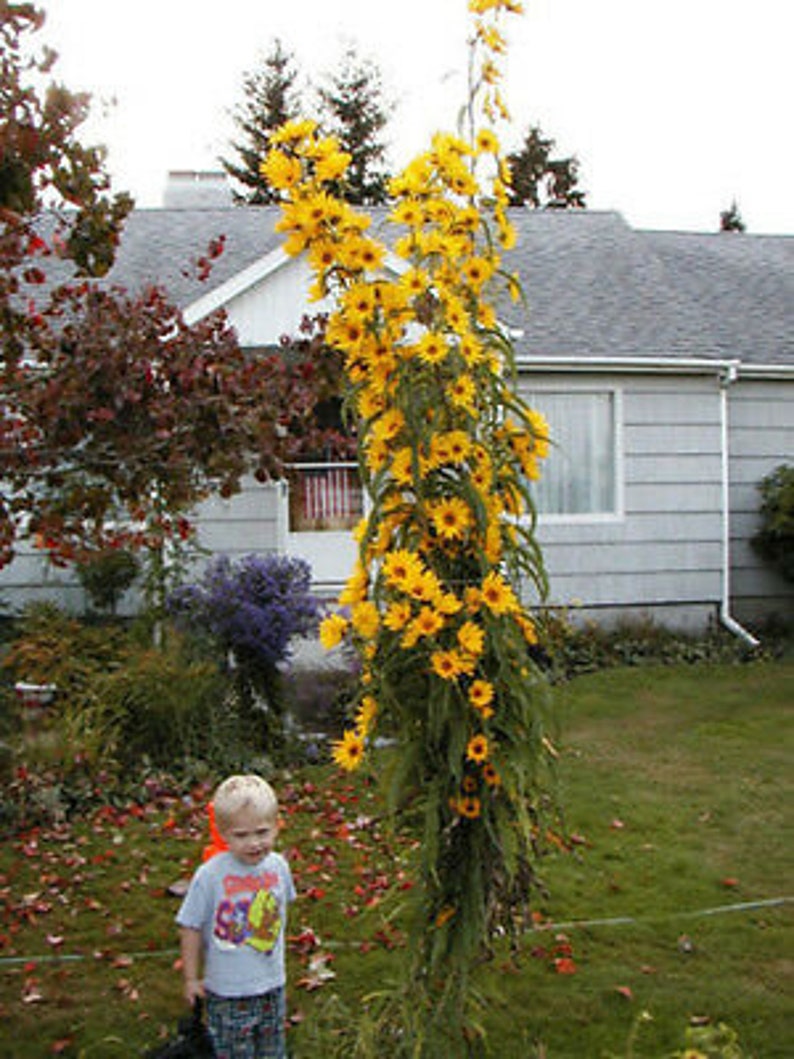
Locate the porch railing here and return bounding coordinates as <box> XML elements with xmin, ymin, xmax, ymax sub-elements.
<box><xmin>288</xmin><ymin>462</ymin><xmax>363</xmax><ymax>532</ymax></box>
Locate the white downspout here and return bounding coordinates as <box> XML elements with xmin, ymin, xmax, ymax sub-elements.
<box><xmin>719</xmin><ymin>363</ymin><xmax>760</xmax><ymax>647</ymax></box>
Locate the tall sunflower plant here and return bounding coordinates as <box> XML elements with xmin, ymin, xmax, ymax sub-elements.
<box><xmin>266</xmin><ymin>0</ymin><xmax>555</xmax><ymax>1012</ymax></box>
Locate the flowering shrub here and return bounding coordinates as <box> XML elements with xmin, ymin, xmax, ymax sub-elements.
<box><xmin>266</xmin><ymin>0</ymin><xmax>555</xmax><ymax>1047</ymax></box>
<box><xmin>168</xmin><ymin>554</ymin><xmax>321</xmax><ymax>750</ymax></box>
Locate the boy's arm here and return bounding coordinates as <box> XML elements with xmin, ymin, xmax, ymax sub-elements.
<box><xmin>179</xmin><ymin>926</ymin><xmax>205</xmax><ymax>1004</ymax></box>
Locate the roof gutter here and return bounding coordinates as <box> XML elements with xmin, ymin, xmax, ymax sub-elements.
<box><xmin>718</xmin><ymin>364</ymin><xmax>760</xmax><ymax>647</ymax></box>
<box><xmin>514</xmin><ymin>353</ymin><xmax>794</xmax><ymax>380</ymax></box>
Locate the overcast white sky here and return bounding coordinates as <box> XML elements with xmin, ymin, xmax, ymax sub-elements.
<box><xmin>44</xmin><ymin>0</ymin><xmax>793</xmax><ymax>234</ymax></box>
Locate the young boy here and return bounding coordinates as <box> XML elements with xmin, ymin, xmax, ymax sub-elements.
<box><xmin>177</xmin><ymin>774</ymin><xmax>295</xmax><ymax>1058</ymax></box>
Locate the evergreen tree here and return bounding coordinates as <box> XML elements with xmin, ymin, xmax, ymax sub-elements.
<box><xmin>720</xmin><ymin>199</ymin><xmax>746</xmax><ymax>232</ymax></box>
<box><xmin>222</xmin><ymin>39</ymin><xmax>300</xmax><ymax>204</ymax></box>
<box><xmin>506</xmin><ymin>124</ymin><xmax>586</xmax><ymax>209</ymax></box>
<box><xmin>317</xmin><ymin>47</ymin><xmax>392</xmax><ymax>205</ymax></box>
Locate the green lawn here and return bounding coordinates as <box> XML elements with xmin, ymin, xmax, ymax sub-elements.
<box><xmin>1</xmin><ymin>661</ymin><xmax>791</xmax><ymax>1057</ymax></box>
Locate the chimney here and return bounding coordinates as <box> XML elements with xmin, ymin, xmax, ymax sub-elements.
<box><xmin>163</xmin><ymin>170</ymin><xmax>232</xmax><ymax>209</ymax></box>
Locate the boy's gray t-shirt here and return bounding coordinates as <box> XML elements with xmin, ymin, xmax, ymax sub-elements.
<box><xmin>177</xmin><ymin>850</ymin><xmax>296</xmax><ymax>998</ymax></box>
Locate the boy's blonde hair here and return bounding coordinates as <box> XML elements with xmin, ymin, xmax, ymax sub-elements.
<box><xmin>213</xmin><ymin>774</ymin><xmax>278</xmax><ymax>834</ymax></box>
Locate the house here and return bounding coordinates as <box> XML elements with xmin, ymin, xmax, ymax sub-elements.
<box><xmin>2</xmin><ymin>197</ymin><xmax>792</xmax><ymax>637</ymax></box>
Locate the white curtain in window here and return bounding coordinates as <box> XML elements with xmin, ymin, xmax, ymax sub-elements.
<box><xmin>525</xmin><ymin>391</ymin><xmax>615</xmax><ymax>515</ymax></box>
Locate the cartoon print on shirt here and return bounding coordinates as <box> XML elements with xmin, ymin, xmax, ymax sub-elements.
<box><xmin>247</xmin><ymin>888</ymin><xmax>281</xmax><ymax>952</ymax></box>
<box><xmin>212</xmin><ymin>871</ymin><xmax>282</xmax><ymax>954</ymax></box>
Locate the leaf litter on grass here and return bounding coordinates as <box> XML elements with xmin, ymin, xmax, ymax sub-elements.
<box><xmin>1</xmin><ymin>661</ymin><xmax>792</xmax><ymax>1056</ymax></box>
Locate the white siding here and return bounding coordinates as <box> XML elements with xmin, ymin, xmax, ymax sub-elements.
<box><xmin>191</xmin><ymin>478</ymin><xmax>286</xmax><ymax>559</ymax></box>
<box><xmin>520</xmin><ymin>369</ymin><xmax>794</xmax><ymax>628</ymax></box>
<box><xmin>224</xmin><ymin>257</ymin><xmax>332</xmax><ymax>346</ymax></box>
<box><xmin>521</xmin><ymin>373</ymin><xmax>727</xmax><ymax>628</ymax></box>
<box><xmin>728</xmin><ymin>378</ymin><xmax>794</xmax><ymax>621</ymax></box>
<box><xmin>0</xmin><ymin>480</ymin><xmax>287</xmax><ymax>617</ymax></box>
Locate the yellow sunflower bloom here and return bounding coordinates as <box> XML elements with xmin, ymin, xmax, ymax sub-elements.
<box><xmin>351</xmin><ymin>600</ymin><xmax>380</xmax><ymax>640</ymax></box>
<box><xmin>357</xmin><ymin>386</ymin><xmax>387</xmax><ymax>420</ymax></box>
<box><xmin>457</xmin><ymin>795</ymin><xmax>481</xmax><ymax>820</ymax></box>
<box><xmin>527</xmin><ymin>408</ymin><xmax>551</xmax><ymax>458</ymax></box>
<box><xmin>515</xmin><ymin>612</ymin><xmax>538</xmax><ymax>645</ymax></box>
<box><xmin>484</xmin><ymin>522</ymin><xmax>503</xmax><ymax>563</ymax></box>
<box><xmin>482</xmin><ymin>763</ymin><xmax>501</xmax><ymax>788</ymax></box>
<box><xmin>468</xmin><ymin>679</ymin><xmax>495</xmax><ymax>717</ymax></box>
<box><xmin>307</xmin><ymin>239</ymin><xmax>339</xmax><ymax>273</ymax></box>
<box><xmin>383</xmin><ymin>600</ymin><xmax>413</xmax><ymax>632</ymax></box>
<box><xmin>364</xmin><ymin>436</ymin><xmax>390</xmax><ymax>473</ymax></box>
<box><xmin>417</xmin><ymin>331</ymin><xmax>449</xmax><ymax>365</ymax></box>
<box><xmin>355</xmin><ymin>694</ymin><xmax>378</xmax><ymax>737</ymax></box>
<box><xmin>313</xmin><ymin>143</ymin><xmax>351</xmax><ymax>183</ymax></box>
<box><xmin>319</xmin><ymin>613</ymin><xmax>349</xmax><ymax>650</ymax></box>
<box><xmin>431</xmin><ymin>649</ymin><xmax>467</xmax><ymax>680</ymax></box>
<box><xmin>481</xmin><ymin>570</ymin><xmax>519</xmax><ymax>615</ymax></box>
<box><xmin>260</xmin><ymin>149</ymin><xmax>302</xmax><ymax>190</ymax></box>
<box><xmin>390</xmin><ymin>446</ymin><xmax>415</xmax><ymax>486</ymax></box>
<box><xmin>398</xmin><ymin>267</ymin><xmax>430</xmax><ymax>298</ymax></box>
<box><xmin>457</xmin><ymin>620</ymin><xmax>485</xmax><ymax>657</ymax></box>
<box><xmin>464</xmin><ymin>586</ymin><xmax>482</xmax><ymax>613</ymax></box>
<box><xmin>338</xmin><ymin>563</ymin><xmax>369</xmax><ymax>606</ymax></box>
<box><xmin>370</xmin><ymin>407</ymin><xmax>405</xmax><ymax>442</ymax></box>
<box><xmin>382</xmin><ymin>549</ymin><xmax>424</xmax><ymax>589</ymax></box>
<box><xmin>447</xmin><ymin>430</ymin><xmax>473</xmax><ymax>462</ymax></box>
<box><xmin>437</xmin><ymin>591</ymin><xmax>463</xmax><ymax>616</ymax></box>
<box><xmin>459</xmin><ymin>334</ymin><xmax>485</xmax><ymax>366</ymax></box>
<box><xmin>406</xmin><ymin>606</ymin><xmax>445</xmax><ymax>642</ymax></box>
<box><xmin>405</xmin><ymin>567</ymin><xmax>443</xmax><ymax>605</ymax></box>
<box><xmin>461</xmin><ymin>255</ymin><xmax>495</xmax><ymax>290</ymax></box>
<box><xmin>466</xmin><ymin>734</ymin><xmax>490</xmax><ymax>764</ymax></box>
<box><xmin>447</xmin><ymin>374</ymin><xmax>477</xmax><ymax>414</ymax></box>
<box><xmin>270</xmin><ymin>118</ymin><xmax>317</xmax><ymax>145</ymax></box>
<box><xmin>430</xmin><ymin>496</ymin><xmax>473</xmax><ymax>541</ymax></box>
<box><xmin>331</xmin><ymin>728</ymin><xmax>366</xmax><ymax>772</ymax></box>
<box><xmin>475</xmin><ymin>128</ymin><xmax>500</xmax><ymax>155</ymax></box>
<box><xmin>470</xmin><ymin>463</ymin><xmax>493</xmax><ymax>494</ymax></box>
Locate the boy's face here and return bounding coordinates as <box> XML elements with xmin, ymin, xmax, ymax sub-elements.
<box><xmin>220</xmin><ymin>805</ymin><xmax>277</xmax><ymax>866</ymax></box>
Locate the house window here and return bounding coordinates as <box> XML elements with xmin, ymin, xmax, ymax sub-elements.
<box><xmin>288</xmin><ymin>462</ymin><xmax>363</xmax><ymax>532</ymax></box>
<box><xmin>522</xmin><ymin>389</ymin><xmax>620</xmax><ymax>518</ymax></box>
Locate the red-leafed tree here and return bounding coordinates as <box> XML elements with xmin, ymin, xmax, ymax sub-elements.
<box><xmin>1</xmin><ymin>6</ymin><xmax>352</xmax><ymax>586</ymax></box>
<box><xmin>6</xmin><ymin>277</ymin><xmax>352</xmax><ymax>599</ymax></box>
<box><xmin>1</xmin><ymin>2</ymin><xmax>132</xmax><ymax>563</ymax></box>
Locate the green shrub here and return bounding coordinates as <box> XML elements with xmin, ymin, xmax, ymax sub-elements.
<box><xmin>1</xmin><ymin>602</ymin><xmax>129</xmax><ymax>700</ymax></box>
<box><xmin>93</xmin><ymin>637</ymin><xmax>233</xmax><ymax>769</ymax></box>
<box><xmin>535</xmin><ymin>609</ymin><xmax>763</xmax><ymax>680</ymax></box>
<box><xmin>76</xmin><ymin>547</ymin><xmax>140</xmax><ymax>614</ymax></box>
<box><xmin>752</xmin><ymin>463</ymin><xmax>794</xmax><ymax>581</ymax></box>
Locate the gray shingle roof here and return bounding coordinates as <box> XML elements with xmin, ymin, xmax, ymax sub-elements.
<box><xmin>500</xmin><ymin>210</ymin><xmax>794</xmax><ymax>364</ymax></box>
<box><xmin>46</xmin><ymin>206</ymin><xmax>794</xmax><ymax>366</ymax></box>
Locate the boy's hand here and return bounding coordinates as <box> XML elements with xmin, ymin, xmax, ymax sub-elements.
<box><xmin>184</xmin><ymin>977</ymin><xmax>205</xmax><ymax>1005</ymax></box>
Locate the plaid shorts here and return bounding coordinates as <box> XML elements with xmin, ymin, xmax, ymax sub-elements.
<box><xmin>205</xmin><ymin>987</ymin><xmax>287</xmax><ymax>1058</ymax></box>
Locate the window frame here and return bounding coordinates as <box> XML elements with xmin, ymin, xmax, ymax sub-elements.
<box><xmin>519</xmin><ymin>382</ymin><xmax>625</xmax><ymax>524</ymax></box>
